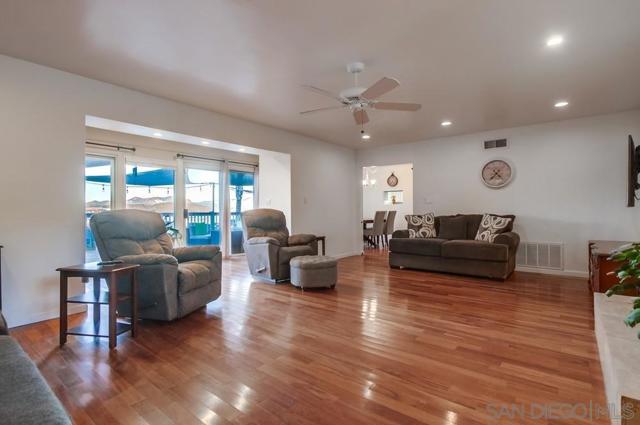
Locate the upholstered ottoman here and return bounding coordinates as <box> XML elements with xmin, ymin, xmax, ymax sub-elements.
<box><xmin>290</xmin><ymin>256</ymin><xmax>337</xmax><ymax>289</ymax></box>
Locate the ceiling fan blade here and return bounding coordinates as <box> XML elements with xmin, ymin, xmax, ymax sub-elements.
<box><xmin>299</xmin><ymin>105</ymin><xmax>346</xmax><ymax>115</ymax></box>
<box><xmin>353</xmin><ymin>109</ymin><xmax>369</xmax><ymax>125</ymax></box>
<box><xmin>361</xmin><ymin>77</ymin><xmax>400</xmax><ymax>100</ymax></box>
<box><xmin>373</xmin><ymin>102</ymin><xmax>422</xmax><ymax>111</ymax></box>
<box><xmin>301</xmin><ymin>85</ymin><xmax>343</xmax><ymax>102</ymax></box>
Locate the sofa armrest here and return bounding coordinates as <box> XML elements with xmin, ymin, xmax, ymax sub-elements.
<box><xmin>392</xmin><ymin>229</ymin><xmax>410</xmax><ymax>239</ymax></box>
<box><xmin>288</xmin><ymin>234</ymin><xmax>316</xmax><ymax>246</ymax></box>
<box><xmin>246</xmin><ymin>237</ymin><xmax>280</xmax><ymax>246</ymax></box>
<box><xmin>494</xmin><ymin>232</ymin><xmax>520</xmax><ymax>252</ymax></box>
<box><xmin>116</xmin><ymin>253</ymin><xmax>178</xmax><ymax>266</ymax></box>
<box><xmin>173</xmin><ymin>245</ymin><xmax>220</xmax><ymax>262</ymax></box>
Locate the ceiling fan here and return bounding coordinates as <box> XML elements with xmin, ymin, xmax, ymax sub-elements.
<box><xmin>300</xmin><ymin>62</ymin><xmax>422</xmax><ymax>134</ymax></box>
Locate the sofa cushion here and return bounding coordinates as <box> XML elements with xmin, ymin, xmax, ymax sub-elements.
<box><xmin>438</xmin><ymin>216</ymin><xmax>467</xmax><ymax>240</ymax></box>
<box><xmin>389</xmin><ymin>238</ymin><xmax>447</xmax><ymax>256</ymax></box>
<box><xmin>0</xmin><ymin>311</ymin><xmax>7</xmax><ymax>335</ymax></box>
<box><xmin>405</xmin><ymin>213</ymin><xmax>436</xmax><ymax>238</ymax></box>
<box><xmin>0</xmin><ymin>336</ymin><xmax>71</xmax><ymax>425</ymax></box>
<box><xmin>442</xmin><ymin>240</ymin><xmax>509</xmax><ymax>262</ymax></box>
<box><xmin>279</xmin><ymin>245</ymin><xmax>315</xmax><ymax>265</ymax></box>
<box><xmin>464</xmin><ymin>214</ymin><xmax>484</xmax><ymax>239</ymax></box>
<box><xmin>474</xmin><ymin>214</ymin><xmax>514</xmax><ymax>242</ymax></box>
<box><xmin>90</xmin><ymin>210</ymin><xmax>173</xmax><ymax>260</ymax></box>
<box><xmin>178</xmin><ymin>260</ymin><xmax>214</xmax><ymax>295</ymax></box>
<box><xmin>242</xmin><ymin>209</ymin><xmax>290</xmax><ymax>246</ymax></box>
<box><xmin>435</xmin><ymin>214</ymin><xmax>516</xmax><ymax>240</ymax></box>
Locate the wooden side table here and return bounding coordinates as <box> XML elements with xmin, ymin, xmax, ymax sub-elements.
<box><xmin>315</xmin><ymin>236</ymin><xmax>326</xmax><ymax>256</ymax></box>
<box><xmin>588</xmin><ymin>240</ymin><xmax>635</xmax><ymax>294</ymax></box>
<box><xmin>57</xmin><ymin>263</ymin><xmax>139</xmax><ymax>349</ymax></box>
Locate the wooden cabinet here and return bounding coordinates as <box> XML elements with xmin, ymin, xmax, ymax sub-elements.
<box><xmin>589</xmin><ymin>240</ymin><xmax>637</xmax><ymax>294</ymax></box>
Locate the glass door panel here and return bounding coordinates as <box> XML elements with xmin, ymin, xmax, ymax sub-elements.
<box><xmin>185</xmin><ymin>168</ymin><xmax>221</xmax><ymax>246</ymax></box>
<box><xmin>85</xmin><ymin>156</ymin><xmax>114</xmax><ymax>262</ymax></box>
<box><xmin>229</xmin><ymin>170</ymin><xmax>255</xmax><ymax>254</ymax></box>
<box><xmin>125</xmin><ymin>163</ymin><xmax>176</xmax><ymax>228</ymax></box>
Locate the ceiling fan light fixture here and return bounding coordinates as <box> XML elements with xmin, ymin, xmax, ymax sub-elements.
<box><xmin>300</xmin><ymin>63</ymin><xmax>422</xmax><ymax>135</ymax></box>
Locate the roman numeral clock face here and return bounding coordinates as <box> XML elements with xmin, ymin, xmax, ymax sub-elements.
<box><xmin>481</xmin><ymin>159</ymin><xmax>513</xmax><ymax>188</ymax></box>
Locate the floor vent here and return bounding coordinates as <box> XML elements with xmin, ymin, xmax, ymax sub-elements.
<box><xmin>516</xmin><ymin>242</ymin><xmax>563</xmax><ymax>270</ymax></box>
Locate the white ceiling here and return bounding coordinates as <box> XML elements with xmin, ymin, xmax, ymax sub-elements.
<box><xmin>1</xmin><ymin>0</ymin><xmax>639</xmax><ymax>148</ymax></box>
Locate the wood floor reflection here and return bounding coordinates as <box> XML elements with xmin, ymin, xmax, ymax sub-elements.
<box><xmin>11</xmin><ymin>250</ymin><xmax>606</xmax><ymax>424</ymax></box>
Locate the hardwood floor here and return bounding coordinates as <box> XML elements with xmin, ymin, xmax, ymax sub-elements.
<box><xmin>11</xmin><ymin>250</ymin><xmax>606</xmax><ymax>424</ymax></box>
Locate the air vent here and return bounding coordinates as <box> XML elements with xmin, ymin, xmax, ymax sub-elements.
<box><xmin>484</xmin><ymin>138</ymin><xmax>508</xmax><ymax>149</ymax></box>
<box><xmin>516</xmin><ymin>242</ymin><xmax>563</xmax><ymax>270</ymax></box>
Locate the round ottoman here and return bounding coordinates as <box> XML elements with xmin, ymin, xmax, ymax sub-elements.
<box><xmin>290</xmin><ymin>255</ymin><xmax>337</xmax><ymax>289</ymax></box>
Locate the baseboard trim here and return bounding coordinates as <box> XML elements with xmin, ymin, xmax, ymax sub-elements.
<box><xmin>515</xmin><ymin>266</ymin><xmax>588</xmax><ymax>278</ymax></box>
<box><xmin>9</xmin><ymin>304</ymin><xmax>86</xmax><ymax>329</ymax></box>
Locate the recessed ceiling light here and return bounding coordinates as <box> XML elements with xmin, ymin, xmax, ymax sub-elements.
<box><xmin>546</xmin><ymin>35</ymin><xmax>564</xmax><ymax>47</ymax></box>
<box><xmin>201</xmin><ymin>140</ymin><xmax>210</xmax><ymax>145</ymax></box>
<box><xmin>152</xmin><ymin>132</ymin><xmax>163</xmax><ymax>137</ymax></box>
<box><xmin>554</xmin><ymin>100</ymin><xmax>569</xmax><ymax>108</ymax></box>
<box><xmin>238</xmin><ymin>147</ymin><xmax>246</xmax><ymax>152</ymax></box>
<box><xmin>441</xmin><ymin>120</ymin><xmax>452</xmax><ymax>127</ymax></box>
<box><xmin>361</xmin><ymin>133</ymin><xmax>371</xmax><ymax>140</ymax></box>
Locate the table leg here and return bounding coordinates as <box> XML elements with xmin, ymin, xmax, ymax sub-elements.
<box><xmin>131</xmin><ymin>269</ymin><xmax>138</xmax><ymax>338</ymax></box>
<box><xmin>321</xmin><ymin>239</ymin><xmax>326</xmax><ymax>256</ymax></box>
<box><xmin>108</xmin><ymin>272</ymin><xmax>117</xmax><ymax>349</ymax></box>
<box><xmin>59</xmin><ymin>273</ymin><xmax>67</xmax><ymax>346</ymax></box>
<box><xmin>92</xmin><ymin>277</ymin><xmax>101</xmax><ymax>334</ymax></box>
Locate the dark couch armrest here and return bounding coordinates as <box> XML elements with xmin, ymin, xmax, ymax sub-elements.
<box><xmin>494</xmin><ymin>232</ymin><xmax>520</xmax><ymax>252</ymax></box>
<box><xmin>0</xmin><ymin>311</ymin><xmax>8</xmax><ymax>335</ymax></box>
<box><xmin>116</xmin><ymin>253</ymin><xmax>178</xmax><ymax>266</ymax></box>
<box><xmin>392</xmin><ymin>229</ymin><xmax>410</xmax><ymax>239</ymax></box>
<box><xmin>288</xmin><ymin>234</ymin><xmax>316</xmax><ymax>246</ymax></box>
<box><xmin>246</xmin><ymin>236</ymin><xmax>280</xmax><ymax>246</ymax></box>
<box><xmin>173</xmin><ymin>245</ymin><xmax>220</xmax><ymax>262</ymax></box>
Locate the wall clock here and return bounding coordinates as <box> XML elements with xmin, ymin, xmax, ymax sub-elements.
<box><xmin>481</xmin><ymin>159</ymin><xmax>513</xmax><ymax>188</ymax></box>
<box><xmin>387</xmin><ymin>172</ymin><xmax>398</xmax><ymax>187</ymax></box>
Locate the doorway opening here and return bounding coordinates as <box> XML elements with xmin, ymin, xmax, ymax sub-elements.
<box><xmin>361</xmin><ymin>163</ymin><xmax>413</xmax><ymax>251</ymax></box>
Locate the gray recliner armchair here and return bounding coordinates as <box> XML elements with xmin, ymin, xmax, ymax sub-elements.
<box><xmin>90</xmin><ymin>209</ymin><xmax>221</xmax><ymax>321</ymax></box>
<box><xmin>241</xmin><ymin>209</ymin><xmax>318</xmax><ymax>282</ymax></box>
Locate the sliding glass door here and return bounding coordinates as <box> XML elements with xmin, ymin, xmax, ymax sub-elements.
<box><xmin>85</xmin><ymin>149</ymin><xmax>258</xmax><ymax>260</ymax></box>
<box><xmin>184</xmin><ymin>166</ymin><xmax>221</xmax><ymax>247</ymax></box>
<box><xmin>84</xmin><ymin>156</ymin><xmax>114</xmax><ymax>262</ymax></box>
<box><xmin>228</xmin><ymin>169</ymin><xmax>256</xmax><ymax>254</ymax></box>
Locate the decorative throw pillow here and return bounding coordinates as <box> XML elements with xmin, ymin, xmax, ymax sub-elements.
<box><xmin>475</xmin><ymin>214</ymin><xmax>513</xmax><ymax>242</ymax></box>
<box><xmin>405</xmin><ymin>213</ymin><xmax>437</xmax><ymax>238</ymax></box>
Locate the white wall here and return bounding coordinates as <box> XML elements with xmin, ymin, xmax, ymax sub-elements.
<box><xmin>362</xmin><ymin>163</ymin><xmax>413</xmax><ymax>231</ymax></box>
<box><xmin>358</xmin><ymin>110</ymin><xmax>640</xmax><ymax>275</ymax></box>
<box><xmin>0</xmin><ymin>54</ymin><xmax>360</xmax><ymax>327</ymax></box>
<box><xmin>257</xmin><ymin>150</ymin><xmax>291</xmax><ymax>221</ymax></box>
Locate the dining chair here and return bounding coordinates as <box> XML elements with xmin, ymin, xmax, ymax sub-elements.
<box><xmin>363</xmin><ymin>211</ymin><xmax>387</xmax><ymax>248</ymax></box>
<box><xmin>383</xmin><ymin>210</ymin><xmax>396</xmax><ymax>247</ymax></box>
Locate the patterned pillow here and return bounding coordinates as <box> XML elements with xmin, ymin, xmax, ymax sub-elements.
<box><xmin>475</xmin><ymin>214</ymin><xmax>513</xmax><ymax>242</ymax></box>
<box><xmin>405</xmin><ymin>213</ymin><xmax>437</xmax><ymax>238</ymax></box>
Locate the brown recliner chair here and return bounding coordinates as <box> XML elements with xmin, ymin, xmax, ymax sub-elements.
<box><xmin>241</xmin><ymin>209</ymin><xmax>318</xmax><ymax>282</ymax></box>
